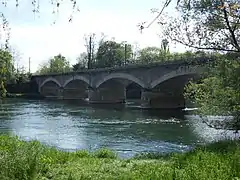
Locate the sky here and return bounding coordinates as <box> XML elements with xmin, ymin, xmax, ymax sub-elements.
<box><xmin>0</xmin><ymin>0</ymin><xmax>187</xmax><ymax>73</ymax></box>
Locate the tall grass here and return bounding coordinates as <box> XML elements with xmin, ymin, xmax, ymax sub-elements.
<box><xmin>0</xmin><ymin>135</ymin><xmax>239</xmax><ymax>180</ymax></box>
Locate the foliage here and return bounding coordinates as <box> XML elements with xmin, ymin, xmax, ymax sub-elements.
<box><xmin>93</xmin><ymin>148</ymin><xmax>117</xmax><ymax>159</ymax></box>
<box><xmin>71</xmin><ymin>33</ymin><xmax>215</xmax><ymax>70</ymax></box>
<box><xmin>0</xmin><ymin>47</ymin><xmax>33</xmax><ymax>97</ymax></box>
<box><xmin>137</xmin><ymin>39</ymin><xmax>171</xmax><ymax>63</ymax></box>
<box><xmin>95</xmin><ymin>41</ymin><xmax>133</xmax><ymax>68</ymax></box>
<box><xmin>15</xmin><ymin>72</ymin><xmax>31</xmax><ymax>84</ymax></box>
<box><xmin>138</xmin><ymin>46</ymin><xmax>168</xmax><ymax>64</ymax></box>
<box><xmin>0</xmin><ymin>13</ymin><xmax>10</xmax><ymax>49</ymax></box>
<box><xmin>185</xmin><ymin>53</ymin><xmax>240</xmax><ymax>130</ymax></box>
<box><xmin>163</xmin><ymin>0</ymin><xmax>240</xmax><ymax>52</ymax></box>
<box><xmin>84</xmin><ymin>33</ymin><xmax>98</xmax><ymax>69</ymax></box>
<box><xmin>161</xmin><ymin>38</ymin><xmax>170</xmax><ymax>53</ymax></box>
<box><xmin>37</xmin><ymin>54</ymin><xmax>71</xmax><ymax>74</ymax></box>
<box><xmin>72</xmin><ymin>52</ymin><xmax>88</xmax><ymax>71</ymax></box>
<box><xmin>0</xmin><ymin>135</ymin><xmax>240</xmax><ymax>180</ymax></box>
<box><xmin>72</xmin><ymin>33</ymin><xmax>107</xmax><ymax>70</ymax></box>
<box><xmin>9</xmin><ymin>65</ymin><xmax>32</xmax><ymax>84</ymax></box>
<box><xmin>71</xmin><ymin>39</ymin><xmax>213</xmax><ymax>70</ymax></box>
<box><xmin>0</xmin><ymin>49</ymin><xmax>13</xmax><ymax>97</ymax></box>
<box><xmin>160</xmin><ymin>0</ymin><xmax>240</xmax><ymax>130</ymax></box>
<box><xmin>138</xmin><ymin>46</ymin><xmax>162</xmax><ymax>63</ymax></box>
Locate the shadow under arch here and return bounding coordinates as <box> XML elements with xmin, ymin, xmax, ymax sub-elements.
<box><xmin>40</xmin><ymin>78</ymin><xmax>61</xmax><ymax>97</ymax></box>
<box><xmin>150</xmin><ymin>67</ymin><xmax>199</xmax><ymax>89</ymax></box>
<box><xmin>62</xmin><ymin>76</ymin><xmax>90</xmax><ymax>100</ymax></box>
<box><xmin>95</xmin><ymin>73</ymin><xmax>146</xmax><ymax>88</ymax></box>
<box><xmin>126</xmin><ymin>83</ymin><xmax>142</xmax><ymax>99</ymax></box>
<box><xmin>39</xmin><ymin>77</ymin><xmax>61</xmax><ymax>89</ymax></box>
<box><xmin>63</xmin><ymin>75</ymin><xmax>90</xmax><ymax>88</ymax></box>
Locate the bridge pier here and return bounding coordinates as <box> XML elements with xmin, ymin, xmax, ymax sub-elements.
<box><xmin>88</xmin><ymin>86</ymin><xmax>126</xmax><ymax>104</ymax></box>
<box><xmin>141</xmin><ymin>89</ymin><xmax>185</xmax><ymax>109</ymax></box>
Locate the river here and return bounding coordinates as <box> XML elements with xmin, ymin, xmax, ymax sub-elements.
<box><xmin>0</xmin><ymin>99</ymin><xmax>235</xmax><ymax>158</ymax></box>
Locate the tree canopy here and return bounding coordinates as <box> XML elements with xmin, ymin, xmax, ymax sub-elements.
<box><xmin>95</xmin><ymin>41</ymin><xmax>132</xmax><ymax>68</ymax></box>
<box><xmin>185</xmin><ymin>54</ymin><xmax>240</xmax><ymax>131</ymax></box>
<box><xmin>0</xmin><ymin>49</ymin><xmax>13</xmax><ymax>97</ymax></box>
<box><xmin>163</xmin><ymin>0</ymin><xmax>240</xmax><ymax>131</ymax></box>
<box><xmin>72</xmin><ymin>52</ymin><xmax>88</xmax><ymax>71</ymax></box>
<box><xmin>163</xmin><ymin>0</ymin><xmax>240</xmax><ymax>52</ymax></box>
<box><xmin>37</xmin><ymin>54</ymin><xmax>71</xmax><ymax>75</ymax></box>
<box><xmin>138</xmin><ymin>39</ymin><xmax>170</xmax><ymax>63</ymax></box>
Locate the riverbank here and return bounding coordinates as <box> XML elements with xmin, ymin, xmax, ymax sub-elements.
<box><xmin>0</xmin><ymin>135</ymin><xmax>239</xmax><ymax>180</ymax></box>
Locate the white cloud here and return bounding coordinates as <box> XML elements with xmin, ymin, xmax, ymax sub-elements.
<box><xmin>3</xmin><ymin>1</ymin><xmax>187</xmax><ymax>73</ymax></box>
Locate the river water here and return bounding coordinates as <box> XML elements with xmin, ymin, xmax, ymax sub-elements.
<box><xmin>0</xmin><ymin>99</ymin><xmax>236</xmax><ymax>158</ymax></box>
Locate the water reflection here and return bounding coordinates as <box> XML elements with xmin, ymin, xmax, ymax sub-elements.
<box><xmin>186</xmin><ymin>114</ymin><xmax>239</xmax><ymax>143</ymax></box>
<box><xmin>0</xmin><ymin>99</ymin><xmax>237</xmax><ymax>158</ymax></box>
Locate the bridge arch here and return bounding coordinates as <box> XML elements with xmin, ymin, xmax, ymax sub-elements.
<box><xmin>63</xmin><ymin>75</ymin><xmax>90</xmax><ymax>88</ymax></box>
<box><xmin>150</xmin><ymin>66</ymin><xmax>199</xmax><ymax>89</ymax></box>
<box><xmin>39</xmin><ymin>77</ymin><xmax>61</xmax><ymax>89</ymax></box>
<box><xmin>95</xmin><ymin>73</ymin><xmax>146</xmax><ymax>88</ymax></box>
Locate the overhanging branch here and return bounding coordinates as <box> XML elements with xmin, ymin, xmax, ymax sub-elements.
<box><xmin>172</xmin><ymin>38</ymin><xmax>240</xmax><ymax>52</ymax></box>
<box><xmin>221</xmin><ymin>0</ymin><xmax>240</xmax><ymax>51</ymax></box>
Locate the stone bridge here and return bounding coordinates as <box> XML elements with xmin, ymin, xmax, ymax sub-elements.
<box><xmin>32</xmin><ymin>59</ymin><xmax>209</xmax><ymax>109</ymax></box>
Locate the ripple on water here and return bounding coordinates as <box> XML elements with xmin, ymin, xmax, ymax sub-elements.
<box><xmin>0</xmin><ymin>99</ymin><xmax>237</xmax><ymax>158</ymax></box>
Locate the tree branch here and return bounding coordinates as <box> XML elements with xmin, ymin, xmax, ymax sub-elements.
<box><xmin>221</xmin><ymin>0</ymin><xmax>240</xmax><ymax>51</ymax></box>
<box><xmin>172</xmin><ymin>38</ymin><xmax>240</xmax><ymax>52</ymax></box>
<box><xmin>142</xmin><ymin>0</ymin><xmax>171</xmax><ymax>30</ymax></box>
<box><xmin>232</xmin><ymin>17</ymin><xmax>240</xmax><ymax>32</ymax></box>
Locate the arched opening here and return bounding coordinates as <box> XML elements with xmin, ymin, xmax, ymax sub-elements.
<box><xmin>90</xmin><ymin>75</ymin><xmax>145</xmax><ymax>104</ymax></box>
<box><xmin>126</xmin><ymin>83</ymin><xmax>142</xmax><ymax>100</ymax></box>
<box><xmin>63</xmin><ymin>79</ymin><xmax>89</xmax><ymax>100</ymax></box>
<box><xmin>95</xmin><ymin>73</ymin><xmax>145</xmax><ymax>89</ymax></box>
<box><xmin>153</xmin><ymin>75</ymin><xmax>196</xmax><ymax>95</ymax></box>
<box><xmin>40</xmin><ymin>81</ymin><xmax>61</xmax><ymax>98</ymax></box>
<box><xmin>90</xmin><ymin>79</ymin><xmax>126</xmax><ymax>103</ymax></box>
<box><xmin>146</xmin><ymin>74</ymin><xmax>198</xmax><ymax>109</ymax></box>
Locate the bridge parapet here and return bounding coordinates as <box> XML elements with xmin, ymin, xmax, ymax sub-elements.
<box><xmin>32</xmin><ymin>56</ymin><xmax>213</xmax><ymax>78</ymax></box>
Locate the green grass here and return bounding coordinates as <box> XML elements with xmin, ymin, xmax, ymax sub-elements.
<box><xmin>0</xmin><ymin>135</ymin><xmax>239</xmax><ymax>180</ymax></box>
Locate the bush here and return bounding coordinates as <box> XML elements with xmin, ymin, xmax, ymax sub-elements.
<box><xmin>0</xmin><ymin>135</ymin><xmax>239</xmax><ymax>180</ymax></box>
<box><xmin>93</xmin><ymin>148</ymin><xmax>117</xmax><ymax>159</ymax></box>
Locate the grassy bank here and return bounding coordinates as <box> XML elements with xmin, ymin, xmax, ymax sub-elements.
<box><xmin>0</xmin><ymin>135</ymin><xmax>239</xmax><ymax>180</ymax></box>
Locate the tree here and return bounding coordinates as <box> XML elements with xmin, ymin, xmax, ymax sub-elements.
<box><xmin>72</xmin><ymin>33</ymin><xmax>107</xmax><ymax>70</ymax></box>
<box><xmin>162</xmin><ymin>0</ymin><xmax>240</xmax><ymax>131</ymax></box>
<box><xmin>137</xmin><ymin>39</ymin><xmax>171</xmax><ymax>64</ymax></box>
<box><xmin>161</xmin><ymin>39</ymin><xmax>170</xmax><ymax>54</ymax></box>
<box><xmin>82</xmin><ymin>33</ymin><xmax>107</xmax><ymax>69</ymax></box>
<box><xmin>72</xmin><ymin>52</ymin><xmax>88</xmax><ymax>71</ymax></box>
<box><xmin>83</xmin><ymin>33</ymin><xmax>96</xmax><ymax>69</ymax></box>
<box><xmin>163</xmin><ymin>0</ymin><xmax>240</xmax><ymax>52</ymax></box>
<box><xmin>0</xmin><ymin>46</ymin><xmax>33</xmax><ymax>98</ymax></box>
<box><xmin>138</xmin><ymin>47</ymin><xmax>163</xmax><ymax>64</ymax></box>
<box><xmin>185</xmin><ymin>54</ymin><xmax>240</xmax><ymax>131</ymax></box>
<box><xmin>95</xmin><ymin>41</ymin><xmax>132</xmax><ymax>68</ymax></box>
<box><xmin>37</xmin><ymin>54</ymin><xmax>71</xmax><ymax>74</ymax></box>
<box><xmin>0</xmin><ymin>49</ymin><xmax>13</xmax><ymax>97</ymax></box>
<box><xmin>131</xmin><ymin>42</ymin><xmax>141</xmax><ymax>62</ymax></box>
<box><xmin>14</xmin><ymin>66</ymin><xmax>31</xmax><ymax>84</ymax></box>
